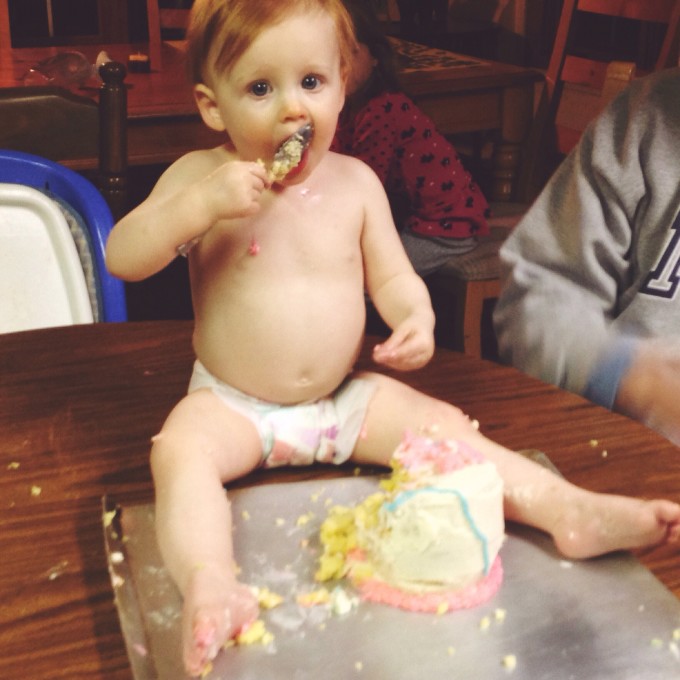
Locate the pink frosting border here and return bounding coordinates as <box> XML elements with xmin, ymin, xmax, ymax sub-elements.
<box><xmin>350</xmin><ymin>555</ymin><xmax>503</xmax><ymax>612</ymax></box>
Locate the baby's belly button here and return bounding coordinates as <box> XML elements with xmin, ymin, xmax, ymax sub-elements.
<box><xmin>295</xmin><ymin>374</ymin><xmax>312</xmax><ymax>388</ymax></box>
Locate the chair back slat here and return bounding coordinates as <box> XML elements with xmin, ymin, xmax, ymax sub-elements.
<box><xmin>518</xmin><ymin>0</ymin><xmax>680</xmax><ymax>201</ymax></box>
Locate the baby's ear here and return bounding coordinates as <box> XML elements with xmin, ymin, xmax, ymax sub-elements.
<box><xmin>194</xmin><ymin>84</ymin><xmax>226</xmax><ymax>132</ymax></box>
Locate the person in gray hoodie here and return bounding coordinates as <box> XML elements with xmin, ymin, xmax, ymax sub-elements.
<box><xmin>494</xmin><ymin>67</ymin><xmax>680</xmax><ymax>445</ymax></box>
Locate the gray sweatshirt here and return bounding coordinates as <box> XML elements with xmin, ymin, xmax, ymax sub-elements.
<box><xmin>494</xmin><ymin>67</ymin><xmax>680</xmax><ymax>408</ymax></box>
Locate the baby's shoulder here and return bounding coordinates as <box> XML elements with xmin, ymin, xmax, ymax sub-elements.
<box><xmin>152</xmin><ymin>145</ymin><xmax>230</xmax><ymax>195</ymax></box>
<box><xmin>173</xmin><ymin>145</ymin><xmax>231</xmax><ymax>178</ymax></box>
<box><xmin>326</xmin><ymin>150</ymin><xmax>381</xmax><ymax>184</ymax></box>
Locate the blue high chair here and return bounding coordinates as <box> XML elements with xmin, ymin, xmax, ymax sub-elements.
<box><xmin>0</xmin><ymin>149</ymin><xmax>127</xmax><ymax>332</ymax></box>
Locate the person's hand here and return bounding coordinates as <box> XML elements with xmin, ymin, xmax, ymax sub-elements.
<box><xmin>372</xmin><ymin>317</ymin><xmax>434</xmax><ymax>371</ymax></box>
<box><xmin>202</xmin><ymin>160</ymin><xmax>270</xmax><ymax>222</ymax></box>
<box><xmin>615</xmin><ymin>340</ymin><xmax>680</xmax><ymax>445</ymax></box>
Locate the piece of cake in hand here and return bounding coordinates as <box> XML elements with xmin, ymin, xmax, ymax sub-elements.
<box><xmin>316</xmin><ymin>435</ymin><xmax>505</xmax><ymax>612</ymax></box>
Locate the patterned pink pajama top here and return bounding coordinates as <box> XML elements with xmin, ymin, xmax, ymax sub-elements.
<box><xmin>332</xmin><ymin>90</ymin><xmax>490</xmax><ymax>240</ymax></box>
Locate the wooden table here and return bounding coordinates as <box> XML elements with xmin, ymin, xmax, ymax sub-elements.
<box><xmin>1</xmin><ymin>320</ymin><xmax>679</xmax><ymax>679</ymax></box>
<box><xmin>0</xmin><ymin>39</ymin><xmax>541</xmax><ymax>201</ymax></box>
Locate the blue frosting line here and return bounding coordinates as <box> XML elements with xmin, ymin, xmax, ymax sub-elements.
<box><xmin>384</xmin><ymin>488</ymin><xmax>490</xmax><ymax>574</ymax></box>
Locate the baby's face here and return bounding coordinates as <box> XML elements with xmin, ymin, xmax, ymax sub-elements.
<box><xmin>205</xmin><ymin>9</ymin><xmax>346</xmax><ymax>182</ymax></box>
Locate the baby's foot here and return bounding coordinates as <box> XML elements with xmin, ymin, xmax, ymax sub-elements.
<box><xmin>181</xmin><ymin>563</ymin><xmax>258</xmax><ymax>677</ymax></box>
<box><xmin>552</xmin><ymin>491</ymin><xmax>680</xmax><ymax>559</ymax></box>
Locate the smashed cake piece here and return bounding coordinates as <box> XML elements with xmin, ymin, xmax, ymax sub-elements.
<box><xmin>316</xmin><ymin>434</ymin><xmax>506</xmax><ymax>612</ymax></box>
<box><xmin>266</xmin><ymin>123</ymin><xmax>314</xmax><ymax>181</ymax></box>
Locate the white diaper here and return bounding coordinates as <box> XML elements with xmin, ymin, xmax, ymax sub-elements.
<box><xmin>188</xmin><ymin>361</ymin><xmax>376</xmax><ymax>467</ymax></box>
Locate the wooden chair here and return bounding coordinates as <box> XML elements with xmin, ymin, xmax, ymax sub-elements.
<box><xmin>0</xmin><ymin>60</ymin><xmax>128</xmax><ymax>220</ymax></box>
<box><xmin>518</xmin><ymin>0</ymin><xmax>680</xmax><ymax>201</ymax></box>
<box><xmin>1</xmin><ymin>0</ymin><xmax>131</xmax><ymax>48</ymax></box>
<box><xmin>0</xmin><ymin>0</ymin><xmax>9</xmax><ymax>57</ymax></box>
<box><xmin>432</xmin><ymin>0</ymin><xmax>680</xmax><ymax>359</ymax></box>
<box><xmin>146</xmin><ymin>0</ymin><xmax>191</xmax><ymax>71</ymax></box>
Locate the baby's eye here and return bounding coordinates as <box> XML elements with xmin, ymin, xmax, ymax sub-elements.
<box><xmin>250</xmin><ymin>81</ymin><xmax>271</xmax><ymax>97</ymax></box>
<box><xmin>301</xmin><ymin>74</ymin><xmax>321</xmax><ymax>90</ymax></box>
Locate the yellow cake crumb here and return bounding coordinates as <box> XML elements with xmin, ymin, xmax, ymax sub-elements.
<box><xmin>236</xmin><ymin>619</ymin><xmax>274</xmax><ymax>646</ymax></box>
<box><xmin>494</xmin><ymin>608</ymin><xmax>507</xmax><ymax>622</ymax></box>
<box><xmin>315</xmin><ymin>494</ymin><xmax>386</xmax><ymax>582</ymax></box>
<box><xmin>316</xmin><ymin>552</ymin><xmax>347</xmax><ymax>582</ymax></box>
<box><xmin>436</xmin><ymin>602</ymin><xmax>449</xmax><ymax>615</ymax></box>
<box><xmin>241</xmin><ymin>510</ymin><xmax>251</xmax><ymax>520</ymax></box>
<box><xmin>354</xmin><ymin>661</ymin><xmax>363</xmax><ymax>672</ymax></box>
<box><xmin>479</xmin><ymin>615</ymin><xmax>491</xmax><ymax>631</ymax></box>
<box><xmin>501</xmin><ymin>654</ymin><xmax>517</xmax><ymax>671</ymax></box>
<box><xmin>200</xmin><ymin>661</ymin><xmax>213</xmax><ymax>678</ymax></box>
<box><xmin>447</xmin><ymin>646</ymin><xmax>456</xmax><ymax>656</ymax></box>
<box><xmin>31</xmin><ymin>485</ymin><xmax>42</xmax><ymax>497</ymax></box>
<box><xmin>346</xmin><ymin>560</ymin><xmax>374</xmax><ymax>583</ymax></box>
<box><xmin>673</xmin><ymin>628</ymin><xmax>680</xmax><ymax>641</ymax></box>
<box><xmin>297</xmin><ymin>588</ymin><xmax>330</xmax><ymax>606</ymax></box>
<box><xmin>296</xmin><ymin>512</ymin><xmax>315</xmax><ymax>526</ymax></box>
<box><xmin>310</xmin><ymin>488</ymin><xmax>325</xmax><ymax>503</ymax></box>
<box><xmin>253</xmin><ymin>586</ymin><xmax>284</xmax><ymax>609</ymax></box>
<box><xmin>7</xmin><ymin>461</ymin><xmax>20</xmax><ymax>470</ymax></box>
<box><xmin>589</xmin><ymin>439</ymin><xmax>599</xmax><ymax>447</ymax></box>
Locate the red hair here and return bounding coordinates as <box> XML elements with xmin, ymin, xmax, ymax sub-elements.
<box><xmin>186</xmin><ymin>0</ymin><xmax>357</xmax><ymax>84</ymax></box>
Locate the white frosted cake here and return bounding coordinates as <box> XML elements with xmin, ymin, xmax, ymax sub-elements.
<box><xmin>316</xmin><ymin>435</ymin><xmax>505</xmax><ymax>611</ymax></box>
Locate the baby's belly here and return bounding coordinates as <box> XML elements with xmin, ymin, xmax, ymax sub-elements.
<box><xmin>193</xmin><ymin>290</ymin><xmax>367</xmax><ymax>404</ymax></box>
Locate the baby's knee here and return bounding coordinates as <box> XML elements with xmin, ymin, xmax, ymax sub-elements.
<box><xmin>149</xmin><ymin>426</ymin><xmax>192</xmax><ymax>477</ymax></box>
<box><xmin>425</xmin><ymin>399</ymin><xmax>477</xmax><ymax>437</ymax></box>
<box><xmin>149</xmin><ymin>402</ymin><xmax>216</xmax><ymax>473</ymax></box>
<box><xmin>428</xmin><ymin>397</ymin><xmax>468</xmax><ymax>423</ymax></box>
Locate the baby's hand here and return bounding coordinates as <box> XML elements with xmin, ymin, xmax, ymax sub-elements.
<box><xmin>202</xmin><ymin>160</ymin><xmax>269</xmax><ymax>221</ymax></box>
<box><xmin>372</xmin><ymin>319</ymin><xmax>434</xmax><ymax>371</ymax></box>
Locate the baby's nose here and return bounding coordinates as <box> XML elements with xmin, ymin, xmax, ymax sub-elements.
<box><xmin>279</xmin><ymin>91</ymin><xmax>307</xmax><ymax>121</ymax></box>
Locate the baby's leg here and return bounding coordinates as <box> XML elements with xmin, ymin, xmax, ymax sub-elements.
<box><xmin>352</xmin><ymin>372</ymin><xmax>680</xmax><ymax>558</ymax></box>
<box><xmin>484</xmin><ymin>433</ymin><xmax>680</xmax><ymax>556</ymax></box>
<box><xmin>150</xmin><ymin>389</ymin><xmax>263</xmax><ymax>677</ymax></box>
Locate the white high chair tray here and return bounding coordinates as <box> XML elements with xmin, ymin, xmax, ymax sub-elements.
<box><xmin>0</xmin><ymin>183</ymin><xmax>92</xmax><ymax>333</ymax></box>
<box><xmin>104</xmin><ymin>476</ymin><xmax>680</xmax><ymax>680</ymax></box>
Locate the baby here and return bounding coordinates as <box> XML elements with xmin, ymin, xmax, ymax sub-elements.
<box><xmin>105</xmin><ymin>0</ymin><xmax>680</xmax><ymax>676</ymax></box>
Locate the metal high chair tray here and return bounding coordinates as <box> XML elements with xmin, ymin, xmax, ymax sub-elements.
<box><xmin>104</xmin><ymin>476</ymin><xmax>680</xmax><ymax>680</ymax></box>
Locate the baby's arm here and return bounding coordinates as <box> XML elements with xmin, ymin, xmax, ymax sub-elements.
<box><xmin>106</xmin><ymin>149</ymin><xmax>269</xmax><ymax>281</ymax></box>
<box><xmin>357</xmin><ymin>163</ymin><xmax>435</xmax><ymax>371</ymax></box>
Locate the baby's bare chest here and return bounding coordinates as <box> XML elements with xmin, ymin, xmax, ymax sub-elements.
<box><xmin>235</xmin><ymin>192</ymin><xmax>363</xmax><ymax>266</ymax></box>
